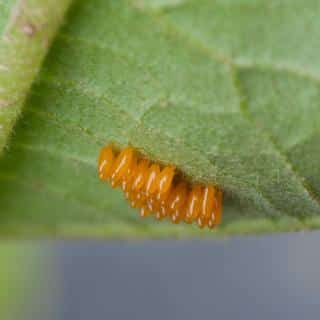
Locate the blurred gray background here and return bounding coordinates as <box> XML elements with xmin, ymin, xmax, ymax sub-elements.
<box><xmin>46</xmin><ymin>231</ymin><xmax>320</xmax><ymax>320</ymax></box>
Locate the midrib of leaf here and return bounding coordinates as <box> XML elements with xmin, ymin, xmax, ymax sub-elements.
<box><xmin>0</xmin><ymin>0</ymin><xmax>73</xmax><ymax>154</ymax></box>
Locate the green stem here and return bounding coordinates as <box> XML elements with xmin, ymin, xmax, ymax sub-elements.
<box><xmin>0</xmin><ymin>0</ymin><xmax>73</xmax><ymax>154</ymax></box>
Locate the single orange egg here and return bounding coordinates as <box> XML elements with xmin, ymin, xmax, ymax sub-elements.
<box><xmin>110</xmin><ymin>146</ymin><xmax>134</xmax><ymax>187</ymax></box>
<box><xmin>185</xmin><ymin>185</ymin><xmax>202</xmax><ymax>223</ymax></box>
<box><xmin>131</xmin><ymin>159</ymin><xmax>150</xmax><ymax>191</ymax></box>
<box><xmin>98</xmin><ymin>145</ymin><xmax>114</xmax><ymax>181</ymax></box>
<box><xmin>145</xmin><ymin>164</ymin><xmax>161</xmax><ymax>196</ymax></box>
<box><xmin>170</xmin><ymin>183</ymin><xmax>188</xmax><ymax>222</ymax></box>
<box><xmin>157</xmin><ymin>166</ymin><xmax>175</xmax><ymax>195</ymax></box>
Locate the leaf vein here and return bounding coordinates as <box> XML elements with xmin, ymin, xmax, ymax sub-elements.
<box><xmin>231</xmin><ymin>67</ymin><xmax>320</xmax><ymax>211</ymax></box>
<box><xmin>138</xmin><ymin>5</ymin><xmax>320</xmax><ymax>214</ymax></box>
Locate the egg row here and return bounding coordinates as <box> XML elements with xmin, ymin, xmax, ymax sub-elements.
<box><xmin>98</xmin><ymin>144</ymin><xmax>222</xmax><ymax>229</ymax></box>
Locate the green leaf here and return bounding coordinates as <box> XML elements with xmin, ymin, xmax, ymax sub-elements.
<box><xmin>0</xmin><ymin>0</ymin><xmax>320</xmax><ymax>238</ymax></box>
<box><xmin>0</xmin><ymin>0</ymin><xmax>73</xmax><ymax>153</ymax></box>
<box><xmin>0</xmin><ymin>244</ymin><xmax>49</xmax><ymax>319</ymax></box>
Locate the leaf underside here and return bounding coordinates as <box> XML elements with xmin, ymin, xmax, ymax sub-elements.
<box><xmin>0</xmin><ymin>0</ymin><xmax>320</xmax><ymax>238</ymax></box>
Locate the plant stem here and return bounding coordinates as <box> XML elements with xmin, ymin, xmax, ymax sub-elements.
<box><xmin>0</xmin><ymin>0</ymin><xmax>73</xmax><ymax>154</ymax></box>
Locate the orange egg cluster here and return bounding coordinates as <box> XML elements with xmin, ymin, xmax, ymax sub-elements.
<box><xmin>98</xmin><ymin>144</ymin><xmax>222</xmax><ymax>229</ymax></box>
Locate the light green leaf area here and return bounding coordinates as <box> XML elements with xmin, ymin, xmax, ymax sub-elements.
<box><xmin>0</xmin><ymin>1</ymin><xmax>13</xmax><ymax>30</ymax></box>
<box><xmin>0</xmin><ymin>0</ymin><xmax>320</xmax><ymax>238</ymax></box>
<box><xmin>0</xmin><ymin>244</ymin><xmax>49</xmax><ymax>319</ymax></box>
